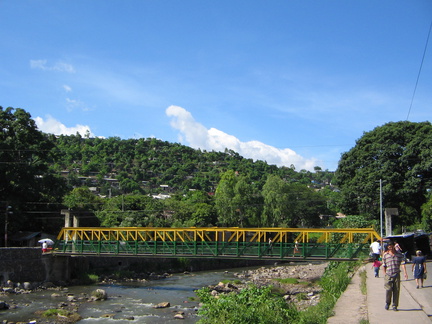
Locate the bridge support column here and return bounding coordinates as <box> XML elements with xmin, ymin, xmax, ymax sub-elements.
<box><xmin>41</xmin><ymin>255</ymin><xmax>71</xmax><ymax>283</ymax></box>
<box><xmin>62</xmin><ymin>210</ymin><xmax>80</xmax><ymax>228</ymax></box>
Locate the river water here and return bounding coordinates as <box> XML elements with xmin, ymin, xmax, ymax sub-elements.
<box><xmin>1</xmin><ymin>267</ymin><xmax>247</xmax><ymax>323</ymax></box>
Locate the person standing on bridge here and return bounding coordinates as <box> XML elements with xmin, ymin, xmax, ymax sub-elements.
<box><xmin>42</xmin><ymin>241</ymin><xmax>48</xmax><ymax>253</ymax></box>
<box><xmin>382</xmin><ymin>241</ymin><xmax>408</xmax><ymax>311</ymax></box>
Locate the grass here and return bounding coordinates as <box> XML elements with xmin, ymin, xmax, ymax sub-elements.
<box><xmin>77</xmin><ymin>272</ymin><xmax>99</xmax><ymax>284</ymax></box>
<box><xmin>359</xmin><ymin>269</ymin><xmax>367</xmax><ymax>295</ymax></box>
<box><xmin>273</xmin><ymin>277</ymin><xmax>299</xmax><ymax>284</ymax></box>
<box><xmin>273</xmin><ymin>277</ymin><xmax>310</xmax><ymax>285</ymax></box>
<box><xmin>220</xmin><ymin>279</ymin><xmax>242</xmax><ymax>285</ymax></box>
<box><xmin>42</xmin><ymin>309</ymin><xmax>70</xmax><ymax>317</ymax></box>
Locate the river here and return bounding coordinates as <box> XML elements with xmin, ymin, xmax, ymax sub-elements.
<box><xmin>1</xmin><ymin>267</ymin><xmax>247</xmax><ymax>323</ymax></box>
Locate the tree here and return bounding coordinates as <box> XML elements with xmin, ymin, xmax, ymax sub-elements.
<box><xmin>0</xmin><ymin>106</ymin><xmax>67</xmax><ymax>235</ymax></box>
<box><xmin>214</xmin><ymin>170</ymin><xmax>260</xmax><ymax>226</ymax></box>
<box><xmin>63</xmin><ymin>187</ymin><xmax>103</xmax><ymax>211</ymax></box>
<box><xmin>262</xmin><ymin>175</ymin><xmax>327</xmax><ymax>227</ymax></box>
<box><xmin>421</xmin><ymin>193</ymin><xmax>432</xmax><ymax>232</ymax></box>
<box><xmin>214</xmin><ymin>170</ymin><xmax>238</xmax><ymax>226</ymax></box>
<box><xmin>288</xmin><ymin>183</ymin><xmax>327</xmax><ymax>228</ymax></box>
<box><xmin>262</xmin><ymin>175</ymin><xmax>290</xmax><ymax>227</ymax></box>
<box><xmin>334</xmin><ymin>121</ymin><xmax>432</xmax><ymax>229</ymax></box>
<box><xmin>95</xmin><ymin>194</ymin><xmax>164</xmax><ymax>227</ymax></box>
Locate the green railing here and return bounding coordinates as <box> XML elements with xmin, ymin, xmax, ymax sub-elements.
<box><xmin>54</xmin><ymin>240</ymin><xmax>370</xmax><ymax>260</ymax></box>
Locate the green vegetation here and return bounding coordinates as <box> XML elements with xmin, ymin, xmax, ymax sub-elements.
<box><xmin>77</xmin><ymin>272</ymin><xmax>99</xmax><ymax>285</ymax></box>
<box><xmin>299</xmin><ymin>262</ymin><xmax>356</xmax><ymax>323</ymax></box>
<box><xmin>42</xmin><ymin>309</ymin><xmax>69</xmax><ymax>317</ymax></box>
<box><xmin>220</xmin><ymin>279</ymin><xmax>242</xmax><ymax>285</ymax></box>
<box><xmin>41</xmin><ymin>308</ymin><xmax>82</xmax><ymax>321</ymax></box>
<box><xmin>334</xmin><ymin>121</ymin><xmax>432</xmax><ymax>231</ymax></box>
<box><xmin>196</xmin><ymin>262</ymin><xmax>358</xmax><ymax>324</ymax></box>
<box><xmin>196</xmin><ymin>285</ymin><xmax>299</xmax><ymax>324</ymax></box>
<box><xmin>273</xmin><ymin>277</ymin><xmax>300</xmax><ymax>284</ymax></box>
<box><xmin>2</xmin><ymin>106</ymin><xmax>431</xmax><ymax>237</ymax></box>
<box><xmin>359</xmin><ymin>269</ymin><xmax>367</xmax><ymax>295</ymax></box>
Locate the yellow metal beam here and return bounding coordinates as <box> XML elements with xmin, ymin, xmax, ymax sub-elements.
<box><xmin>56</xmin><ymin>227</ymin><xmax>380</xmax><ymax>244</ymax></box>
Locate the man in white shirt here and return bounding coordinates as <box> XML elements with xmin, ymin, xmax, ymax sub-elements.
<box><xmin>370</xmin><ymin>238</ymin><xmax>381</xmax><ymax>261</ymax></box>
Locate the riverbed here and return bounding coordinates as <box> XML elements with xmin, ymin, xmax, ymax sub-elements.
<box><xmin>1</xmin><ymin>261</ymin><xmax>322</xmax><ymax>323</ymax></box>
<box><xmin>1</xmin><ymin>267</ymin><xmax>248</xmax><ymax>323</ymax></box>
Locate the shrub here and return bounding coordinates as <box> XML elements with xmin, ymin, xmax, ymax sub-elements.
<box><xmin>196</xmin><ymin>285</ymin><xmax>299</xmax><ymax>324</ymax></box>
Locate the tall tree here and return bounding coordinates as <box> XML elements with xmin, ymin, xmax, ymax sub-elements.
<box><xmin>0</xmin><ymin>107</ymin><xmax>67</xmax><ymax>236</ymax></box>
<box><xmin>334</xmin><ymin>121</ymin><xmax>432</xmax><ymax>229</ymax></box>
<box><xmin>262</xmin><ymin>175</ymin><xmax>290</xmax><ymax>227</ymax></box>
<box><xmin>214</xmin><ymin>170</ymin><xmax>259</xmax><ymax>226</ymax></box>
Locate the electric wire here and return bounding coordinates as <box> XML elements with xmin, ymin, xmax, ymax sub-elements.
<box><xmin>406</xmin><ymin>19</ymin><xmax>432</xmax><ymax>120</ymax></box>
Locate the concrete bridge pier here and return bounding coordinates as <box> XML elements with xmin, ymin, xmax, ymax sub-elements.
<box><xmin>41</xmin><ymin>254</ymin><xmax>71</xmax><ymax>283</ymax></box>
<box><xmin>0</xmin><ymin>248</ymin><xmax>74</xmax><ymax>284</ymax></box>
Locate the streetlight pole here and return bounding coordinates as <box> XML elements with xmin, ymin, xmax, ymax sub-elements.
<box><xmin>379</xmin><ymin>179</ymin><xmax>383</xmax><ymax>239</ymax></box>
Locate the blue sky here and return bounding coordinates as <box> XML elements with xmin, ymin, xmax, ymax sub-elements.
<box><xmin>1</xmin><ymin>1</ymin><xmax>431</xmax><ymax>171</ymax></box>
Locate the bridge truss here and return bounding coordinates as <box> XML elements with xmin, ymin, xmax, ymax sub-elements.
<box><xmin>53</xmin><ymin>227</ymin><xmax>380</xmax><ymax>260</ymax></box>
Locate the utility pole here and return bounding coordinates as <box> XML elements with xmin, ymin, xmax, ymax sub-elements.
<box><xmin>379</xmin><ymin>179</ymin><xmax>383</xmax><ymax>239</ymax></box>
<box><xmin>4</xmin><ymin>203</ymin><xmax>12</xmax><ymax>247</ymax></box>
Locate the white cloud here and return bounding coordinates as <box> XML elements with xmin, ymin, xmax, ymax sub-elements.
<box><xmin>166</xmin><ymin>105</ymin><xmax>319</xmax><ymax>171</ymax></box>
<box><xmin>63</xmin><ymin>84</ymin><xmax>72</xmax><ymax>92</ymax></box>
<box><xmin>34</xmin><ymin>115</ymin><xmax>94</xmax><ymax>137</ymax></box>
<box><xmin>30</xmin><ymin>59</ymin><xmax>75</xmax><ymax>73</ymax></box>
<box><xmin>65</xmin><ymin>97</ymin><xmax>90</xmax><ymax>112</ymax></box>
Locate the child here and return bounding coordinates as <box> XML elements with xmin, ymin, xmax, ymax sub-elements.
<box><xmin>372</xmin><ymin>259</ymin><xmax>382</xmax><ymax>278</ymax></box>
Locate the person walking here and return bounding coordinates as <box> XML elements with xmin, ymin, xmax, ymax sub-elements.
<box><xmin>382</xmin><ymin>241</ymin><xmax>408</xmax><ymax>311</ymax></box>
<box><xmin>372</xmin><ymin>259</ymin><xmax>382</xmax><ymax>278</ymax></box>
<box><xmin>412</xmin><ymin>250</ymin><xmax>427</xmax><ymax>289</ymax></box>
<box><xmin>370</xmin><ymin>238</ymin><xmax>381</xmax><ymax>261</ymax></box>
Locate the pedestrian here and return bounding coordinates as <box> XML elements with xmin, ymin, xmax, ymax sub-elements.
<box><xmin>293</xmin><ymin>241</ymin><xmax>299</xmax><ymax>255</ymax></box>
<box><xmin>372</xmin><ymin>258</ymin><xmax>382</xmax><ymax>278</ymax></box>
<box><xmin>382</xmin><ymin>241</ymin><xmax>408</xmax><ymax>311</ymax></box>
<box><xmin>412</xmin><ymin>250</ymin><xmax>427</xmax><ymax>289</ymax></box>
<box><xmin>42</xmin><ymin>241</ymin><xmax>48</xmax><ymax>253</ymax></box>
<box><xmin>394</xmin><ymin>240</ymin><xmax>402</xmax><ymax>253</ymax></box>
<box><xmin>370</xmin><ymin>238</ymin><xmax>381</xmax><ymax>261</ymax></box>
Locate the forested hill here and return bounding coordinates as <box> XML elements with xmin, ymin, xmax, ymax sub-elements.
<box><xmin>1</xmin><ymin>106</ymin><xmax>335</xmax><ymax>237</ymax></box>
<box><xmin>51</xmin><ymin>134</ymin><xmax>334</xmax><ymax>197</ymax></box>
<box><xmin>3</xmin><ymin>106</ymin><xmax>431</xmax><ymax>238</ymax></box>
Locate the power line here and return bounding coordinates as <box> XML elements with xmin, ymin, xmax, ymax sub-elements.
<box><xmin>406</xmin><ymin>19</ymin><xmax>432</xmax><ymax>120</ymax></box>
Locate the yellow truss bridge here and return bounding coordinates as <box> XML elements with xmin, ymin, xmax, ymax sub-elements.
<box><xmin>54</xmin><ymin>227</ymin><xmax>380</xmax><ymax>261</ymax></box>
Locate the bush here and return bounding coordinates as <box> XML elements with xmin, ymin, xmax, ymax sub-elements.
<box><xmin>196</xmin><ymin>285</ymin><xmax>299</xmax><ymax>324</ymax></box>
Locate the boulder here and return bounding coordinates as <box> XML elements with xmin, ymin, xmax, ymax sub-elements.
<box><xmin>51</xmin><ymin>293</ymin><xmax>62</xmax><ymax>298</ymax></box>
<box><xmin>153</xmin><ymin>302</ymin><xmax>170</xmax><ymax>308</ymax></box>
<box><xmin>91</xmin><ymin>289</ymin><xmax>108</xmax><ymax>301</ymax></box>
<box><xmin>23</xmin><ymin>282</ymin><xmax>32</xmax><ymax>290</ymax></box>
<box><xmin>0</xmin><ymin>301</ymin><xmax>10</xmax><ymax>310</ymax></box>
